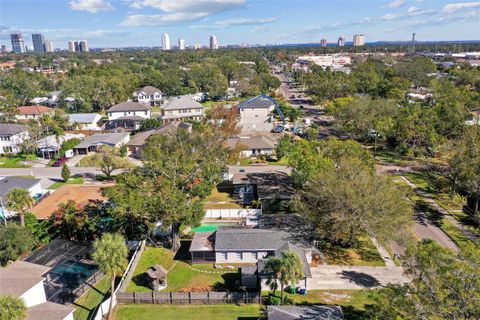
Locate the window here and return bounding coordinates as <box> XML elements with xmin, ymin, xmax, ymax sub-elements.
<box><xmin>145</xmin><ymin>111</ymin><xmax>148</xmax><ymax>115</ymax></box>
<box><xmin>236</xmin><ymin>252</ymin><xmax>242</xmax><ymax>260</ymax></box>
<box><xmin>3</xmin><ymin>146</ymin><xmax>12</xmax><ymax>153</ymax></box>
<box><xmin>124</xmin><ymin>112</ymin><xmax>127</xmax><ymax>116</ymax></box>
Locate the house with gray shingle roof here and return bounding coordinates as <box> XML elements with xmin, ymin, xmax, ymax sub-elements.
<box><xmin>74</xmin><ymin>132</ymin><xmax>130</xmax><ymax>154</ymax></box>
<box><xmin>133</xmin><ymin>86</ymin><xmax>163</xmax><ymax>106</ymax></box>
<box><xmin>67</xmin><ymin>113</ymin><xmax>103</xmax><ymax>130</ymax></box>
<box><xmin>107</xmin><ymin>102</ymin><xmax>151</xmax><ymax>130</ymax></box>
<box><xmin>160</xmin><ymin>97</ymin><xmax>204</xmax><ymax>122</ymax></box>
<box><xmin>0</xmin><ymin>123</ymin><xmax>29</xmax><ymax>154</ymax></box>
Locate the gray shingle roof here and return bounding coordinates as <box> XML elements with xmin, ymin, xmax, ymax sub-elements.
<box><xmin>162</xmin><ymin>97</ymin><xmax>204</xmax><ymax>111</ymax></box>
<box><xmin>141</xmin><ymin>86</ymin><xmax>162</xmax><ymax>95</ymax></box>
<box><xmin>67</xmin><ymin>113</ymin><xmax>101</xmax><ymax>124</ymax></box>
<box><xmin>227</xmin><ymin>135</ymin><xmax>277</xmax><ymax>150</ymax></box>
<box><xmin>0</xmin><ymin>177</ymin><xmax>41</xmax><ymax>199</ymax></box>
<box><xmin>215</xmin><ymin>228</ymin><xmax>288</xmax><ymax>251</ymax></box>
<box><xmin>0</xmin><ymin>260</ymin><xmax>50</xmax><ymax>296</ymax></box>
<box><xmin>267</xmin><ymin>305</ymin><xmax>344</xmax><ymax>320</ymax></box>
<box><xmin>75</xmin><ymin>132</ymin><xmax>129</xmax><ymax>149</ymax></box>
<box><xmin>0</xmin><ymin>123</ymin><xmax>29</xmax><ymax>135</ymax></box>
<box><xmin>107</xmin><ymin>102</ymin><xmax>150</xmax><ymax>112</ymax></box>
<box><xmin>239</xmin><ymin>97</ymin><xmax>273</xmax><ymax>109</ymax></box>
<box><xmin>127</xmin><ymin>121</ymin><xmax>192</xmax><ymax>147</ymax></box>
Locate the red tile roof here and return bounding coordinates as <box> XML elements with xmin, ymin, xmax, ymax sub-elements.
<box><xmin>18</xmin><ymin>105</ymin><xmax>53</xmax><ymax>115</ymax></box>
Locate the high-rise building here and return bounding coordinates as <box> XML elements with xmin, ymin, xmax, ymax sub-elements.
<box><xmin>162</xmin><ymin>33</ymin><xmax>171</xmax><ymax>50</ymax></box>
<box><xmin>32</xmin><ymin>33</ymin><xmax>45</xmax><ymax>53</ymax></box>
<box><xmin>194</xmin><ymin>43</ymin><xmax>202</xmax><ymax>50</ymax></box>
<box><xmin>44</xmin><ymin>40</ymin><xmax>54</xmax><ymax>52</ymax></box>
<box><xmin>178</xmin><ymin>38</ymin><xmax>186</xmax><ymax>50</ymax></box>
<box><xmin>68</xmin><ymin>41</ymin><xmax>75</xmax><ymax>52</ymax></box>
<box><xmin>210</xmin><ymin>35</ymin><xmax>218</xmax><ymax>50</ymax></box>
<box><xmin>320</xmin><ymin>38</ymin><xmax>327</xmax><ymax>47</ymax></box>
<box><xmin>79</xmin><ymin>40</ymin><xmax>89</xmax><ymax>52</ymax></box>
<box><xmin>10</xmin><ymin>33</ymin><xmax>25</xmax><ymax>53</ymax></box>
<box><xmin>353</xmin><ymin>34</ymin><xmax>365</xmax><ymax>46</ymax></box>
<box><xmin>337</xmin><ymin>36</ymin><xmax>345</xmax><ymax>47</ymax></box>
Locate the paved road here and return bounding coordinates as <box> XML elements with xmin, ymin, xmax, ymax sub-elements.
<box><xmin>308</xmin><ymin>265</ymin><xmax>408</xmax><ymax>290</ymax></box>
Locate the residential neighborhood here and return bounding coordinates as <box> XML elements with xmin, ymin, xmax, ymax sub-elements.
<box><xmin>1</xmin><ymin>6</ymin><xmax>480</xmax><ymax>319</ymax></box>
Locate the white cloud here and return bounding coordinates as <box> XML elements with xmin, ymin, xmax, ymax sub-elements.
<box><xmin>408</xmin><ymin>6</ymin><xmax>421</xmax><ymax>13</ymax></box>
<box><xmin>443</xmin><ymin>2</ymin><xmax>480</xmax><ymax>13</ymax></box>
<box><xmin>122</xmin><ymin>0</ymin><xmax>246</xmax><ymax>26</ymax></box>
<box><xmin>215</xmin><ymin>17</ymin><xmax>276</xmax><ymax>27</ymax></box>
<box><xmin>387</xmin><ymin>0</ymin><xmax>405</xmax><ymax>8</ymax></box>
<box><xmin>69</xmin><ymin>0</ymin><xmax>115</xmax><ymax>13</ymax></box>
<box><xmin>382</xmin><ymin>7</ymin><xmax>434</xmax><ymax>20</ymax></box>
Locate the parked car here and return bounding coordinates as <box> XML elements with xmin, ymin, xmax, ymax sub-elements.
<box><xmin>52</xmin><ymin>157</ymin><xmax>67</xmax><ymax>167</ymax></box>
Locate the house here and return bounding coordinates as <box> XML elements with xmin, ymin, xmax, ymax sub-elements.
<box><xmin>67</xmin><ymin>113</ymin><xmax>103</xmax><ymax>130</ymax></box>
<box><xmin>16</xmin><ymin>106</ymin><xmax>54</xmax><ymax>121</ymax></box>
<box><xmin>238</xmin><ymin>96</ymin><xmax>276</xmax><ymax>132</ymax></box>
<box><xmin>189</xmin><ymin>215</ymin><xmax>320</xmax><ymax>291</ymax></box>
<box><xmin>106</xmin><ymin>102</ymin><xmax>151</xmax><ymax>130</ymax></box>
<box><xmin>36</xmin><ymin>133</ymin><xmax>85</xmax><ymax>159</ymax></box>
<box><xmin>267</xmin><ymin>305</ymin><xmax>344</xmax><ymax>320</ymax></box>
<box><xmin>74</xmin><ymin>132</ymin><xmax>130</xmax><ymax>154</ymax></box>
<box><xmin>0</xmin><ymin>123</ymin><xmax>29</xmax><ymax>154</ymax></box>
<box><xmin>227</xmin><ymin>134</ymin><xmax>278</xmax><ymax>158</ymax></box>
<box><xmin>0</xmin><ymin>260</ymin><xmax>74</xmax><ymax>320</ymax></box>
<box><xmin>127</xmin><ymin>121</ymin><xmax>192</xmax><ymax>156</ymax></box>
<box><xmin>160</xmin><ymin>97</ymin><xmax>204</xmax><ymax>122</ymax></box>
<box><xmin>0</xmin><ymin>177</ymin><xmax>44</xmax><ymax>219</ymax></box>
<box><xmin>133</xmin><ymin>86</ymin><xmax>164</xmax><ymax>106</ymax></box>
<box><xmin>177</xmin><ymin>92</ymin><xmax>207</xmax><ymax>102</ymax></box>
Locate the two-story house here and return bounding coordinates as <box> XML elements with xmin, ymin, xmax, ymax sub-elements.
<box><xmin>106</xmin><ymin>102</ymin><xmax>151</xmax><ymax>130</ymax></box>
<box><xmin>0</xmin><ymin>124</ymin><xmax>29</xmax><ymax>154</ymax></box>
<box><xmin>16</xmin><ymin>106</ymin><xmax>54</xmax><ymax>121</ymax></box>
<box><xmin>238</xmin><ymin>96</ymin><xmax>276</xmax><ymax>133</ymax></box>
<box><xmin>160</xmin><ymin>97</ymin><xmax>204</xmax><ymax>123</ymax></box>
<box><xmin>133</xmin><ymin>86</ymin><xmax>163</xmax><ymax>106</ymax></box>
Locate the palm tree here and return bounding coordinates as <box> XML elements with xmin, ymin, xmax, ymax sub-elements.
<box><xmin>92</xmin><ymin>233</ymin><xmax>128</xmax><ymax>320</ymax></box>
<box><xmin>278</xmin><ymin>251</ymin><xmax>304</xmax><ymax>305</ymax></box>
<box><xmin>0</xmin><ymin>294</ymin><xmax>27</xmax><ymax>320</ymax></box>
<box><xmin>264</xmin><ymin>256</ymin><xmax>283</xmax><ymax>296</ymax></box>
<box><xmin>6</xmin><ymin>188</ymin><xmax>34</xmax><ymax>226</ymax></box>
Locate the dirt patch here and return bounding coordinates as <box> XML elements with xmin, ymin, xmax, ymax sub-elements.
<box><xmin>32</xmin><ymin>184</ymin><xmax>114</xmax><ymax>219</ymax></box>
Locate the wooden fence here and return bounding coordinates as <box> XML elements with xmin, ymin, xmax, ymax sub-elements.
<box><xmin>117</xmin><ymin>291</ymin><xmax>261</xmax><ymax>305</ymax></box>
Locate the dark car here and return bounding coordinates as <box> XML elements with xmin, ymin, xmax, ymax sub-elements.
<box><xmin>52</xmin><ymin>157</ymin><xmax>67</xmax><ymax>167</ymax></box>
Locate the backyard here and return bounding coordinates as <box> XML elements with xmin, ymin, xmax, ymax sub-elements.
<box><xmin>126</xmin><ymin>244</ymin><xmax>239</xmax><ymax>293</ymax></box>
<box><xmin>73</xmin><ymin>276</ymin><xmax>111</xmax><ymax>320</ymax></box>
<box><xmin>0</xmin><ymin>155</ymin><xmax>35</xmax><ymax>168</ymax></box>
<box><xmin>203</xmin><ymin>188</ymin><xmax>242</xmax><ymax>210</ymax></box>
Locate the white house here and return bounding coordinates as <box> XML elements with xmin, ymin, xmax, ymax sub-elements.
<box><xmin>0</xmin><ymin>260</ymin><xmax>74</xmax><ymax>320</ymax></box>
<box><xmin>160</xmin><ymin>97</ymin><xmax>204</xmax><ymax>122</ymax></box>
<box><xmin>16</xmin><ymin>106</ymin><xmax>54</xmax><ymax>121</ymax></box>
<box><xmin>238</xmin><ymin>97</ymin><xmax>276</xmax><ymax>133</ymax></box>
<box><xmin>226</xmin><ymin>134</ymin><xmax>278</xmax><ymax>158</ymax></box>
<box><xmin>133</xmin><ymin>86</ymin><xmax>163</xmax><ymax>106</ymax></box>
<box><xmin>106</xmin><ymin>102</ymin><xmax>151</xmax><ymax>130</ymax></box>
<box><xmin>0</xmin><ymin>124</ymin><xmax>29</xmax><ymax>154</ymax></box>
<box><xmin>67</xmin><ymin>113</ymin><xmax>103</xmax><ymax>130</ymax></box>
<box><xmin>36</xmin><ymin>133</ymin><xmax>85</xmax><ymax>159</ymax></box>
<box><xmin>0</xmin><ymin>177</ymin><xmax>44</xmax><ymax>219</ymax></box>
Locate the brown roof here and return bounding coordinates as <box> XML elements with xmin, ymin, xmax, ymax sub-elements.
<box><xmin>142</xmin><ymin>86</ymin><xmax>162</xmax><ymax>95</ymax></box>
<box><xmin>0</xmin><ymin>260</ymin><xmax>50</xmax><ymax>296</ymax></box>
<box><xmin>107</xmin><ymin>101</ymin><xmax>150</xmax><ymax>112</ymax></box>
<box><xmin>18</xmin><ymin>106</ymin><xmax>53</xmax><ymax>115</ymax></box>
<box><xmin>27</xmin><ymin>302</ymin><xmax>74</xmax><ymax>320</ymax></box>
<box><xmin>227</xmin><ymin>134</ymin><xmax>278</xmax><ymax>150</ymax></box>
<box><xmin>127</xmin><ymin>121</ymin><xmax>192</xmax><ymax>147</ymax></box>
<box><xmin>146</xmin><ymin>264</ymin><xmax>167</xmax><ymax>279</ymax></box>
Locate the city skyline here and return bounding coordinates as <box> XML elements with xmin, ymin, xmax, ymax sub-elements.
<box><xmin>1</xmin><ymin>0</ymin><xmax>480</xmax><ymax>49</ymax></box>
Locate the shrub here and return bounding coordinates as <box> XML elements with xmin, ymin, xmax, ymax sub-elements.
<box><xmin>0</xmin><ymin>224</ymin><xmax>36</xmax><ymax>266</ymax></box>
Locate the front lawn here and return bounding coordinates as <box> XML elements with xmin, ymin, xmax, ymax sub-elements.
<box><xmin>49</xmin><ymin>177</ymin><xmax>85</xmax><ymax>190</ymax></box>
<box><xmin>74</xmin><ymin>275</ymin><xmax>111</xmax><ymax>320</ymax></box>
<box><xmin>0</xmin><ymin>155</ymin><xmax>34</xmax><ymax>168</ymax></box>
<box><xmin>126</xmin><ymin>245</ymin><xmax>239</xmax><ymax>293</ymax></box>
<box><xmin>322</xmin><ymin>235</ymin><xmax>385</xmax><ymax>266</ymax></box>
<box><xmin>204</xmin><ymin>188</ymin><xmax>241</xmax><ymax>210</ymax></box>
<box><xmin>114</xmin><ymin>304</ymin><xmax>263</xmax><ymax>320</ymax></box>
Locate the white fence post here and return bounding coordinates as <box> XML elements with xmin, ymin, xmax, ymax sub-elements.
<box><xmin>204</xmin><ymin>208</ymin><xmax>261</xmax><ymax>219</ymax></box>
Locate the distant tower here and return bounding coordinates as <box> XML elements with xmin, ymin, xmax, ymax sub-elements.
<box><xmin>10</xmin><ymin>33</ymin><xmax>25</xmax><ymax>53</ymax></box>
<box><xmin>320</xmin><ymin>38</ymin><xmax>327</xmax><ymax>47</ymax></box>
<box><xmin>178</xmin><ymin>38</ymin><xmax>186</xmax><ymax>50</ymax></box>
<box><xmin>353</xmin><ymin>34</ymin><xmax>365</xmax><ymax>46</ymax></box>
<box><xmin>210</xmin><ymin>35</ymin><xmax>218</xmax><ymax>50</ymax></box>
<box><xmin>44</xmin><ymin>40</ymin><xmax>54</xmax><ymax>52</ymax></box>
<box><xmin>79</xmin><ymin>40</ymin><xmax>89</xmax><ymax>52</ymax></box>
<box><xmin>337</xmin><ymin>36</ymin><xmax>345</xmax><ymax>47</ymax></box>
<box><xmin>162</xmin><ymin>33</ymin><xmax>171</xmax><ymax>50</ymax></box>
<box><xmin>32</xmin><ymin>33</ymin><xmax>45</xmax><ymax>53</ymax></box>
<box><xmin>74</xmin><ymin>41</ymin><xmax>80</xmax><ymax>52</ymax></box>
<box><xmin>411</xmin><ymin>32</ymin><xmax>416</xmax><ymax>53</ymax></box>
<box><xmin>68</xmin><ymin>41</ymin><xmax>75</xmax><ymax>52</ymax></box>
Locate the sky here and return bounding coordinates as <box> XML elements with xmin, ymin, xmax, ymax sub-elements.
<box><xmin>0</xmin><ymin>0</ymin><xmax>479</xmax><ymax>49</ymax></box>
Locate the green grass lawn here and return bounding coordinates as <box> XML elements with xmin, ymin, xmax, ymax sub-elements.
<box><xmin>126</xmin><ymin>246</ymin><xmax>238</xmax><ymax>293</ymax></box>
<box><xmin>204</xmin><ymin>188</ymin><xmax>241</xmax><ymax>209</ymax></box>
<box><xmin>114</xmin><ymin>304</ymin><xmax>263</xmax><ymax>320</ymax></box>
<box><xmin>49</xmin><ymin>177</ymin><xmax>85</xmax><ymax>190</ymax></box>
<box><xmin>322</xmin><ymin>235</ymin><xmax>385</xmax><ymax>266</ymax></box>
<box><xmin>73</xmin><ymin>275</ymin><xmax>111</xmax><ymax>320</ymax></box>
<box><xmin>0</xmin><ymin>155</ymin><xmax>35</xmax><ymax>168</ymax></box>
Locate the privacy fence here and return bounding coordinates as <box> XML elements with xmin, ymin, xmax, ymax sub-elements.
<box><xmin>116</xmin><ymin>291</ymin><xmax>261</xmax><ymax>305</ymax></box>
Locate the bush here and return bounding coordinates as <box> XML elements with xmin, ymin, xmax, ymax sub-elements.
<box><xmin>119</xmin><ymin>145</ymin><xmax>128</xmax><ymax>157</ymax></box>
<box><xmin>59</xmin><ymin>138</ymin><xmax>80</xmax><ymax>157</ymax></box>
<box><xmin>25</xmin><ymin>213</ymin><xmax>51</xmax><ymax>245</ymax></box>
<box><xmin>268</xmin><ymin>295</ymin><xmax>281</xmax><ymax>305</ymax></box>
<box><xmin>0</xmin><ymin>224</ymin><xmax>36</xmax><ymax>266</ymax></box>
<box><xmin>61</xmin><ymin>164</ymin><xmax>71</xmax><ymax>182</ymax></box>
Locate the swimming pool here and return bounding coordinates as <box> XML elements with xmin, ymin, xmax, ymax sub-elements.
<box><xmin>193</xmin><ymin>223</ymin><xmax>237</xmax><ymax>232</ymax></box>
<box><xmin>50</xmin><ymin>260</ymin><xmax>97</xmax><ymax>288</ymax></box>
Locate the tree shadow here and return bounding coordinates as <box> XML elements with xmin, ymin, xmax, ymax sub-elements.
<box><xmin>415</xmin><ymin>202</ymin><xmax>443</xmax><ymax>227</ymax></box>
<box><xmin>211</xmin><ymin>272</ymin><xmax>240</xmax><ymax>291</ymax></box>
<box><xmin>341</xmin><ymin>271</ymin><xmax>380</xmax><ymax>288</ymax></box>
<box><xmin>173</xmin><ymin>240</ymin><xmax>192</xmax><ymax>261</ymax></box>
